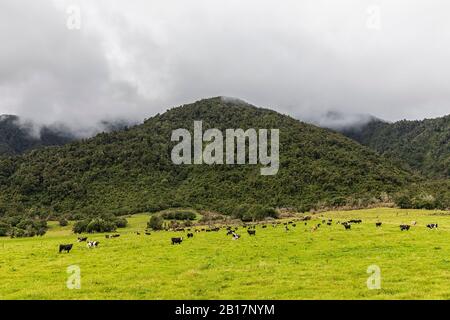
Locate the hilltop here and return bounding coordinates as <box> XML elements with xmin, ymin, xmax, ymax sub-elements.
<box><xmin>0</xmin><ymin>97</ymin><xmax>420</xmax><ymax>219</ymax></box>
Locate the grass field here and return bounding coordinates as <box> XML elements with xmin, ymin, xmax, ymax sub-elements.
<box><xmin>2</xmin><ymin>208</ymin><xmax>450</xmax><ymax>300</ymax></box>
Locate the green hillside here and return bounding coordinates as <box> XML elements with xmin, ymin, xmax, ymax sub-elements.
<box><xmin>0</xmin><ymin>97</ymin><xmax>419</xmax><ymax>220</ymax></box>
<box><xmin>341</xmin><ymin>115</ymin><xmax>450</xmax><ymax>178</ymax></box>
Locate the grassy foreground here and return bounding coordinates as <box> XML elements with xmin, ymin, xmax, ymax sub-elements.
<box><xmin>1</xmin><ymin>208</ymin><xmax>450</xmax><ymax>300</ymax></box>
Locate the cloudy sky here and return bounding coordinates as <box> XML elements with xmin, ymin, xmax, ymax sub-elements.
<box><xmin>1</xmin><ymin>0</ymin><xmax>449</xmax><ymax>133</ymax></box>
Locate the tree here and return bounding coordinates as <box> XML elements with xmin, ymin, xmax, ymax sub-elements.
<box><xmin>114</xmin><ymin>217</ymin><xmax>128</xmax><ymax>228</ymax></box>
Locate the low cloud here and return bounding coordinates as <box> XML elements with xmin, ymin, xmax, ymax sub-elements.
<box><xmin>1</xmin><ymin>0</ymin><xmax>450</xmax><ymax>136</ymax></box>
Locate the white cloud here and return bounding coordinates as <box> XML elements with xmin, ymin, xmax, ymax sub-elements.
<box><xmin>0</xmin><ymin>0</ymin><xmax>449</xmax><ymax>134</ymax></box>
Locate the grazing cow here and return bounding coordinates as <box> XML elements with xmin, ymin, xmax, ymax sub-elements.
<box><xmin>400</xmin><ymin>224</ymin><xmax>411</xmax><ymax>231</ymax></box>
<box><xmin>344</xmin><ymin>224</ymin><xmax>351</xmax><ymax>230</ymax></box>
<box><xmin>77</xmin><ymin>237</ymin><xmax>87</xmax><ymax>242</ymax></box>
<box><xmin>262</xmin><ymin>225</ymin><xmax>267</xmax><ymax>229</ymax></box>
<box><xmin>226</xmin><ymin>230</ymin><xmax>233</xmax><ymax>236</ymax></box>
<box><xmin>145</xmin><ymin>232</ymin><xmax>151</xmax><ymax>235</ymax></box>
<box><xmin>247</xmin><ymin>229</ymin><xmax>256</xmax><ymax>236</ymax></box>
<box><xmin>427</xmin><ymin>223</ymin><xmax>438</xmax><ymax>229</ymax></box>
<box><xmin>375</xmin><ymin>222</ymin><xmax>382</xmax><ymax>227</ymax></box>
<box><xmin>59</xmin><ymin>244</ymin><xmax>73</xmax><ymax>253</ymax></box>
<box><xmin>187</xmin><ymin>233</ymin><xmax>194</xmax><ymax>238</ymax></box>
<box><xmin>171</xmin><ymin>237</ymin><xmax>183</xmax><ymax>245</ymax></box>
<box><xmin>232</xmin><ymin>233</ymin><xmax>240</xmax><ymax>240</ymax></box>
<box><xmin>326</xmin><ymin>222</ymin><xmax>332</xmax><ymax>226</ymax></box>
<box><xmin>105</xmin><ymin>234</ymin><xmax>120</xmax><ymax>238</ymax></box>
<box><xmin>87</xmin><ymin>241</ymin><xmax>99</xmax><ymax>248</ymax></box>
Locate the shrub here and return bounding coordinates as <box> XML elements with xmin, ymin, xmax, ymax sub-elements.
<box><xmin>0</xmin><ymin>222</ymin><xmax>10</xmax><ymax>237</ymax></box>
<box><xmin>59</xmin><ymin>218</ymin><xmax>69</xmax><ymax>227</ymax></box>
<box><xmin>148</xmin><ymin>215</ymin><xmax>164</xmax><ymax>230</ymax></box>
<box><xmin>85</xmin><ymin>218</ymin><xmax>117</xmax><ymax>233</ymax></box>
<box><xmin>73</xmin><ymin>219</ymin><xmax>90</xmax><ymax>234</ymax></box>
<box><xmin>114</xmin><ymin>217</ymin><xmax>128</xmax><ymax>228</ymax></box>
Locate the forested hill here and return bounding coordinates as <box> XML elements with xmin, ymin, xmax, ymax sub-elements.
<box><xmin>0</xmin><ymin>115</ymin><xmax>74</xmax><ymax>155</ymax></box>
<box><xmin>341</xmin><ymin>115</ymin><xmax>450</xmax><ymax>178</ymax></box>
<box><xmin>0</xmin><ymin>98</ymin><xmax>422</xmax><ymax>218</ymax></box>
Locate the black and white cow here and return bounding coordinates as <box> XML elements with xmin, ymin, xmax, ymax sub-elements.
<box><xmin>87</xmin><ymin>241</ymin><xmax>100</xmax><ymax>248</ymax></box>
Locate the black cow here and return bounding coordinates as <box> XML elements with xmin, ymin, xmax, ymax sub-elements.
<box><xmin>247</xmin><ymin>229</ymin><xmax>256</xmax><ymax>236</ymax></box>
<box><xmin>400</xmin><ymin>224</ymin><xmax>411</xmax><ymax>231</ymax></box>
<box><xmin>145</xmin><ymin>232</ymin><xmax>151</xmax><ymax>235</ymax></box>
<box><xmin>375</xmin><ymin>222</ymin><xmax>382</xmax><ymax>227</ymax></box>
<box><xmin>187</xmin><ymin>233</ymin><xmax>194</xmax><ymax>238</ymax></box>
<box><xmin>77</xmin><ymin>237</ymin><xmax>87</xmax><ymax>242</ymax></box>
<box><xmin>427</xmin><ymin>223</ymin><xmax>438</xmax><ymax>229</ymax></box>
<box><xmin>171</xmin><ymin>237</ymin><xmax>183</xmax><ymax>245</ymax></box>
<box><xmin>226</xmin><ymin>230</ymin><xmax>233</xmax><ymax>236</ymax></box>
<box><xmin>59</xmin><ymin>244</ymin><xmax>73</xmax><ymax>253</ymax></box>
<box><xmin>344</xmin><ymin>224</ymin><xmax>351</xmax><ymax>230</ymax></box>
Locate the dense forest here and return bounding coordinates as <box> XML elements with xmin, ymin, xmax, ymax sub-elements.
<box><xmin>341</xmin><ymin>115</ymin><xmax>450</xmax><ymax>178</ymax></box>
<box><xmin>0</xmin><ymin>115</ymin><xmax>75</xmax><ymax>155</ymax></box>
<box><xmin>0</xmin><ymin>98</ymin><xmax>448</xmax><ymax>237</ymax></box>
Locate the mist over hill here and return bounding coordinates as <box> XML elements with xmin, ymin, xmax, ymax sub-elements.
<box><xmin>0</xmin><ymin>115</ymin><xmax>133</xmax><ymax>156</ymax></box>
<box><xmin>339</xmin><ymin>115</ymin><xmax>450</xmax><ymax>178</ymax></box>
<box><xmin>0</xmin><ymin>97</ymin><xmax>423</xmax><ymax>218</ymax></box>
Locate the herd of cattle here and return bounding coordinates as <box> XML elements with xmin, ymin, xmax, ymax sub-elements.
<box><xmin>58</xmin><ymin>217</ymin><xmax>441</xmax><ymax>253</ymax></box>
